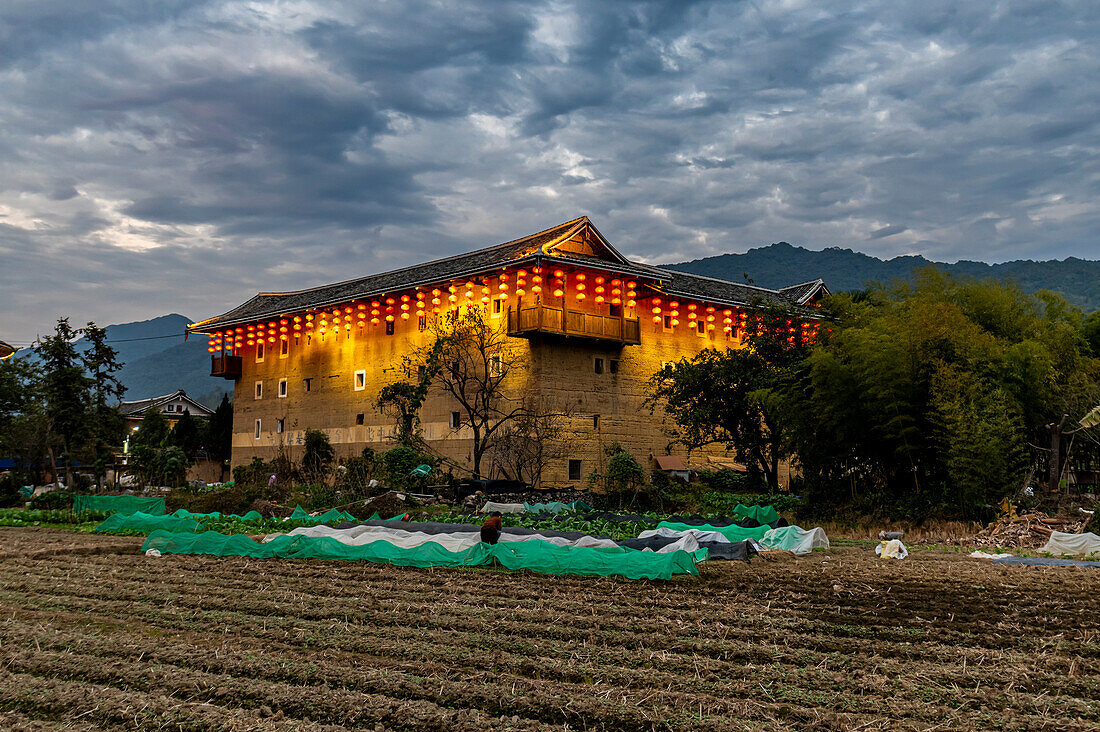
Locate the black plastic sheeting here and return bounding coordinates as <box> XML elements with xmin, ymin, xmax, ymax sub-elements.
<box><xmin>993</xmin><ymin>556</ymin><xmax>1100</xmax><ymax>568</ymax></box>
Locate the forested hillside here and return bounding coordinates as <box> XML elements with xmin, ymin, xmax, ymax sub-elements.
<box><xmin>667</xmin><ymin>243</ymin><xmax>1100</xmax><ymax>311</ymax></box>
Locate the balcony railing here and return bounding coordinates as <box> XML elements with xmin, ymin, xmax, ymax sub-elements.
<box><xmin>210</xmin><ymin>354</ymin><xmax>243</xmax><ymax>380</ymax></box>
<box><xmin>507</xmin><ymin>306</ymin><xmax>640</xmax><ymax>345</ymax></box>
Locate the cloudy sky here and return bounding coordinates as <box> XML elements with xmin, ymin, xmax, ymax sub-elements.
<box><xmin>2</xmin><ymin>0</ymin><xmax>1098</xmax><ymax>344</ymax></box>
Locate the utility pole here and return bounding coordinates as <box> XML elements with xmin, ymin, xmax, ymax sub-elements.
<box><xmin>1048</xmin><ymin>414</ymin><xmax>1069</xmax><ymax>492</ymax></box>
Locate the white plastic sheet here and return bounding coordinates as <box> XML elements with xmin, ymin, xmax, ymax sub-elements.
<box><xmin>761</xmin><ymin>526</ymin><xmax>831</xmax><ymax>555</ymax></box>
<box><xmin>274</xmin><ymin>524</ymin><xmax>700</xmax><ymax>553</ymax></box>
<box><xmin>1040</xmin><ymin>531</ymin><xmax>1100</xmax><ymax>557</ymax></box>
<box><xmin>637</xmin><ymin>527</ymin><xmax>733</xmax><ymax>544</ymax></box>
<box><xmin>970</xmin><ymin>550</ymin><xmax>1013</xmax><ymax>560</ymax></box>
<box><xmin>481</xmin><ymin>501</ymin><xmax>526</xmax><ymax>514</ymax></box>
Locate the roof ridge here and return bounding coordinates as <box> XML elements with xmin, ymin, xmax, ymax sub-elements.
<box><xmin>255</xmin><ymin>216</ymin><xmax>588</xmax><ymax>298</ymax></box>
<box><xmin>778</xmin><ymin>278</ymin><xmax>825</xmax><ymax>291</ymax></box>
<box><xmin>660</xmin><ymin>266</ymin><xmax>785</xmax><ymax>295</ymax></box>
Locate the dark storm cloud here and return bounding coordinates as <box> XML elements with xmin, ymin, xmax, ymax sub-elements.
<box><xmin>1</xmin><ymin>0</ymin><xmax>1099</xmax><ymax>343</ymax></box>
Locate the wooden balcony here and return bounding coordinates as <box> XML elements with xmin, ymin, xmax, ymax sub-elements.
<box><xmin>210</xmin><ymin>354</ymin><xmax>243</xmax><ymax>380</ymax></box>
<box><xmin>507</xmin><ymin>306</ymin><xmax>640</xmax><ymax>345</ymax></box>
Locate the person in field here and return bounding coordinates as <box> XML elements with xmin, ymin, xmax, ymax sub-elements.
<box><xmin>480</xmin><ymin>511</ymin><xmax>503</xmax><ymax>544</ymax></box>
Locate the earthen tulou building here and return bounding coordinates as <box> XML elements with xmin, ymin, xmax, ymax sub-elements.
<box><xmin>188</xmin><ymin>217</ymin><xmax>827</xmax><ymax>488</ymax></box>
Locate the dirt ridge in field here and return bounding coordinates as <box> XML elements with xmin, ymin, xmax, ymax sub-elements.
<box><xmin>0</xmin><ymin>527</ymin><xmax>1098</xmax><ymax>731</ymax></box>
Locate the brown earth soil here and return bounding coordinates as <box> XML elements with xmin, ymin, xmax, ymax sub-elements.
<box><xmin>0</xmin><ymin>527</ymin><xmax>1098</xmax><ymax>730</ymax></box>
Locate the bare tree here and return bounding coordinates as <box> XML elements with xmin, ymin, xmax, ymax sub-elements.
<box><xmin>414</xmin><ymin>306</ymin><xmax>549</xmax><ymax>479</ymax></box>
<box><xmin>488</xmin><ymin>400</ymin><xmax>573</xmax><ymax>487</ymax></box>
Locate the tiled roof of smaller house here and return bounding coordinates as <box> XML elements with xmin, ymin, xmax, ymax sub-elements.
<box><xmin>120</xmin><ymin>389</ymin><xmax>214</xmax><ymax>418</ymax></box>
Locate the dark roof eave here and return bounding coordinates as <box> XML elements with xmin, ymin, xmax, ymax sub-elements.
<box><xmin>658</xmin><ymin>287</ymin><xmax>825</xmax><ymax>318</ymax></box>
<box><xmin>188</xmin><ymin>253</ymin><xmax>673</xmax><ymax>333</ymax></box>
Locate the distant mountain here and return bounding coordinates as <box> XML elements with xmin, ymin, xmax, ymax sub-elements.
<box><xmin>14</xmin><ymin>314</ymin><xmax>230</xmax><ymax>408</ymax></box>
<box><xmin>665</xmin><ymin>243</ymin><xmax>1100</xmax><ymax>312</ymax></box>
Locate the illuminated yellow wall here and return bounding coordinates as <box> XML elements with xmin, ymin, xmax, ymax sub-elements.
<box><xmin>229</xmin><ymin>278</ymin><xmax>762</xmax><ymax>488</ymax></box>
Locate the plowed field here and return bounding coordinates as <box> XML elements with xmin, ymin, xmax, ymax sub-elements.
<box><xmin>0</xmin><ymin>527</ymin><xmax>1097</xmax><ymax>731</ymax></box>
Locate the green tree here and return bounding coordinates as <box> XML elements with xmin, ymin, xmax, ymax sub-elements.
<box><xmin>789</xmin><ymin>270</ymin><xmax>1098</xmax><ymax>518</ymax></box>
<box><xmin>1085</xmin><ymin>310</ymin><xmax>1100</xmax><ymax>356</ymax></box>
<box><xmin>80</xmin><ymin>322</ymin><xmax>126</xmax><ymax>489</ymax></box>
<box><xmin>603</xmin><ymin>445</ymin><xmax>647</xmax><ymax>507</ymax></box>
<box><xmin>131</xmin><ymin>407</ymin><xmax>170</xmax><ymax>448</ymax></box>
<box><xmin>0</xmin><ymin>357</ymin><xmax>50</xmax><ymax>483</ymax></box>
<box><xmin>302</xmin><ymin>428</ymin><xmax>335</xmax><ymax>483</ymax></box>
<box><xmin>376</xmin><ymin>347</ymin><xmax>439</xmax><ymax>447</ymax></box>
<box><xmin>35</xmin><ymin>318</ymin><xmax>91</xmax><ymax>486</ymax></box>
<box><xmin>649</xmin><ymin>305</ymin><xmax>808</xmax><ymax>489</ymax></box>
<box><xmin>169</xmin><ymin>409</ymin><xmax>205</xmax><ymax>460</ymax></box>
<box><xmin>207</xmin><ymin>394</ymin><xmax>233</xmax><ymax>479</ymax></box>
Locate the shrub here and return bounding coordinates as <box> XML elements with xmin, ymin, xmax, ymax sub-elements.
<box><xmin>233</xmin><ymin>458</ymin><xmax>272</xmax><ymax>488</ymax></box>
<box><xmin>696</xmin><ymin>469</ymin><xmax>747</xmax><ymax>493</ymax></box>
<box><xmin>302</xmin><ymin>429</ymin><xmax>335</xmax><ymax>483</ymax></box>
<box><xmin>28</xmin><ymin>489</ymin><xmax>76</xmax><ymax>510</ymax></box>
<box><xmin>338</xmin><ymin>448</ymin><xmax>382</xmax><ymax>496</ymax></box>
<box><xmin>380</xmin><ymin>445</ymin><xmax>437</xmax><ymax>492</ymax></box>
<box><xmin>0</xmin><ymin>474</ymin><xmax>23</xmax><ymax>508</ymax></box>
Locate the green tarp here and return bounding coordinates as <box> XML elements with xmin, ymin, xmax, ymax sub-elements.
<box><xmin>524</xmin><ymin>500</ymin><xmax>595</xmax><ymax>514</ymax></box>
<box><xmin>94</xmin><ymin>511</ymin><xmax>199</xmax><ymax>534</ymax></box>
<box><xmin>288</xmin><ymin>505</ymin><xmax>357</xmax><ymax>523</ymax></box>
<box><xmin>142</xmin><ymin>529</ymin><xmax>702</xmax><ymax>580</ymax></box>
<box><xmin>74</xmin><ymin>495</ymin><xmax>165</xmax><ymax>516</ymax></box>
<box><xmin>657</xmin><ymin>520</ymin><xmax>770</xmax><ymax>542</ymax></box>
<box><xmin>734</xmin><ymin>503</ymin><xmax>780</xmax><ymax>525</ymax></box>
<box><xmin>171</xmin><ymin>509</ymin><xmax>264</xmax><ymax>522</ymax></box>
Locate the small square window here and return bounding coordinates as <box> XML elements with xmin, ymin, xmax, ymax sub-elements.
<box><xmin>418</xmin><ymin>315</ymin><xmax>427</xmax><ymax>331</ymax></box>
<box><xmin>450</xmin><ymin>411</ymin><xmax>461</xmax><ymax>429</ymax></box>
<box><xmin>609</xmin><ymin>359</ymin><xmax>619</xmax><ymax>374</ymax></box>
<box><xmin>256</xmin><ymin>342</ymin><xmax>265</xmax><ymax>362</ymax></box>
<box><xmin>663</xmin><ymin>315</ymin><xmax>672</xmax><ymax>330</ymax></box>
<box><xmin>492</xmin><ymin>299</ymin><xmax>502</xmax><ymax>315</ymax></box>
<box><xmin>278</xmin><ymin>379</ymin><xmax>287</xmax><ymax>398</ymax></box>
<box><xmin>592</xmin><ymin>415</ymin><xmax>600</xmax><ymax>430</ymax></box>
<box><xmin>489</xmin><ymin>355</ymin><xmax>502</xmax><ymax>377</ymax></box>
<box><xmin>254</xmin><ymin>419</ymin><xmax>261</xmax><ymax>439</ymax></box>
<box><xmin>254</xmin><ymin>381</ymin><xmax>263</xmax><ymax>400</ymax></box>
<box><xmin>594</xmin><ymin>357</ymin><xmax>604</xmax><ymax>374</ymax></box>
<box><xmin>280</xmin><ymin>339</ymin><xmax>289</xmax><ymax>357</ymax></box>
<box><xmin>609</xmin><ymin>303</ymin><xmax>622</xmax><ymax>317</ymax></box>
<box><xmin>417</xmin><ymin>364</ymin><xmax>427</xmax><ymax>379</ymax></box>
<box><xmin>568</xmin><ymin>459</ymin><xmax>582</xmax><ymax>481</ymax></box>
<box><xmin>303</xmin><ymin>378</ymin><xmax>312</xmax><ymax>392</ymax></box>
<box><xmin>386</xmin><ymin>321</ymin><xmax>395</xmax><ymax>335</ymax></box>
<box><xmin>276</xmin><ymin>418</ymin><xmax>285</xmax><ymax>434</ymax></box>
<box><xmin>355</xmin><ymin>413</ymin><xmax>364</xmax><ymax>426</ymax></box>
<box><xmin>697</xmin><ymin>320</ymin><xmax>706</xmax><ymax>335</ymax></box>
<box><xmin>354</xmin><ymin>370</ymin><xmax>366</xmax><ymax>391</ymax></box>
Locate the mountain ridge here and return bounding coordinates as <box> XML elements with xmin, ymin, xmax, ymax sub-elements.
<box><xmin>664</xmin><ymin>242</ymin><xmax>1100</xmax><ymax>311</ymax></box>
<box><xmin>14</xmin><ymin>314</ymin><xmax>230</xmax><ymax>408</ymax></box>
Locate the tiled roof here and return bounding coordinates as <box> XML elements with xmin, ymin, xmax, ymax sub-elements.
<box><xmin>189</xmin><ymin>217</ymin><xmax>826</xmax><ymax>331</ymax></box>
<box><xmin>658</xmin><ymin>269</ymin><xmax>819</xmax><ymax>310</ymax></box>
<box><xmin>777</xmin><ymin>279</ymin><xmax>829</xmax><ymax>305</ymax></box>
<box><xmin>120</xmin><ymin>389</ymin><xmax>213</xmax><ymax>418</ymax></box>
<box><xmin>191</xmin><ymin>218</ymin><xmax>586</xmax><ymax>331</ymax></box>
